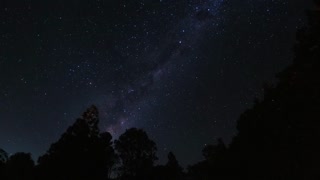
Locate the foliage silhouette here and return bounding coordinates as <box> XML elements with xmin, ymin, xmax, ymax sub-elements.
<box><xmin>187</xmin><ymin>139</ymin><xmax>231</xmax><ymax>180</ymax></box>
<box><xmin>186</xmin><ymin>2</ymin><xmax>320</xmax><ymax>179</ymax></box>
<box><xmin>166</xmin><ymin>152</ymin><xmax>183</xmax><ymax>174</ymax></box>
<box><xmin>37</xmin><ymin>105</ymin><xmax>116</xmax><ymax>180</ymax></box>
<box><xmin>0</xmin><ymin>148</ymin><xmax>8</xmax><ymax>179</ymax></box>
<box><xmin>228</xmin><ymin>3</ymin><xmax>320</xmax><ymax>180</ymax></box>
<box><xmin>5</xmin><ymin>152</ymin><xmax>35</xmax><ymax>180</ymax></box>
<box><xmin>114</xmin><ymin>128</ymin><xmax>157</xmax><ymax>180</ymax></box>
<box><xmin>152</xmin><ymin>152</ymin><xmax>184</xmax><ymax>180</ymax></box>
<box><xmin>0</xmin><ymin>148</ymin><xmax>8</xmax><ymax>164</ymax></box>
<box><xmin>202</xmin><ymin>138</ymin><xmax>226</xmax><ymax>161</ymax></box>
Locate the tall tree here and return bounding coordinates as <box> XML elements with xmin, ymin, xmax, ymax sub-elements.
<box><xmin>165</xmin><ymin>152</ymin><xmax>183</xmax><ymax>180</ymax></box>
<box><xmin>37</xmin><ymin>105</ymin><xmax>116</xmax><ymax>180</ymax></box>
<box><xmin>115</xmin><ymin>128</ymin><xmax>157</xmax><ymax>180</ymax></box>
<box><xmin>229</xmin><ymin>2</ymin><xmax>320</xmax><ymax>179</ymax></box>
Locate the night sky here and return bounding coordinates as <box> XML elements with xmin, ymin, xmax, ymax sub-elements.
<box><xmin>0</xmin><ymin>0</ymin><xmax>313</xmax><ymax>166</ymax></box>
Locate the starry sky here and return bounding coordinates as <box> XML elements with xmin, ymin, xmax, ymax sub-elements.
<box><xmin>0</xmin><ymin>0</ymin><xmax>313</xmax><ymax>166</ymax></box>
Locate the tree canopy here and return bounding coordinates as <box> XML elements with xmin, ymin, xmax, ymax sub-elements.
<box><xmin>115</xmin><ymin>128</ymin><xmax>157</xmax><ymax>180</ymax></box>
<box><xmin>37</xmin><ymin>105</ymin><xmax>116</xmax><ymax>180</ymax></box>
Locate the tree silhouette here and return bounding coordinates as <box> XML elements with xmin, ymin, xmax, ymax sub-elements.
<box><xmin>114</xmin><ymin>128</ymin><xmax>157</xmax><ymax>180</ymax></box>
<box><xmin>0</xmin><ymin>148</ymin><xmax>8</xmax><ymax>164</ymax></box>
<box><xmin>152</xmin><ymin>152</ymin><xmax>183</xmax><ymax>180</ymax></box>
<box><xmin>228</xmin><ymin>2</ymin><xmax>320</xmax><ymax>179</ymax></box>
<box><xmin>37</xmin><ymin>105</ymin><xmax>116</xmax><ymax>180</ymax></box>
<box><xmin>166</xmin><ymin>152</ymin><xmax>183</xmax><ymax>173</ymax></box>
<box><xmin>0</xmin><ymin>148</ymin><xmax>8</xmax><ymax>179</ymax></box>
<box><xmin>187</xmin><ymin>161</ymin><xmax>210</xmax><ymax>180</ymax></box>
<box><xmin>165</xmin><ymin>152</ymin><xmax>183</xmax><ymax>180</ymax></box>
<box><xmin>5</xmin><ymin>152</ymin><xmax>35</xmax><ymax>180</ymax></box>
<box><xmin>187</xmin><ymin>139</ymin><xmax>229</xmax><ymax>180</ymax></box>
<box><xmin>202</xmin><ymin>138</ymin><xmax>226</xmax><ymax>162</ymax></box>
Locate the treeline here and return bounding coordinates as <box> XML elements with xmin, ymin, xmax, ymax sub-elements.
<box><xmin>0</xmin><ymin>105</ymin><xmax>184</xmax><ymax>180</ymax></box>
<box><xmin>1</xmin><ymin>1</ymin><xmax>320</xmax><ymax>180</ymax></box>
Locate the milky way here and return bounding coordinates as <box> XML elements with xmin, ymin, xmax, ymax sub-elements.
<box><xmin>0</xmin><ymin>0</ymin><xmax>312</xmax><ymax>166</ymax></box>
<box><xmin>102</xmin><ymin>0</ymin><xmax>226</xmax><ymax>137</ymax></box>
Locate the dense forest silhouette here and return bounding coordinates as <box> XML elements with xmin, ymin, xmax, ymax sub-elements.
<box><xmin>1</xmin><ymin>1</ymin><xmax>320</xmax><ymax>179</ymax></box>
